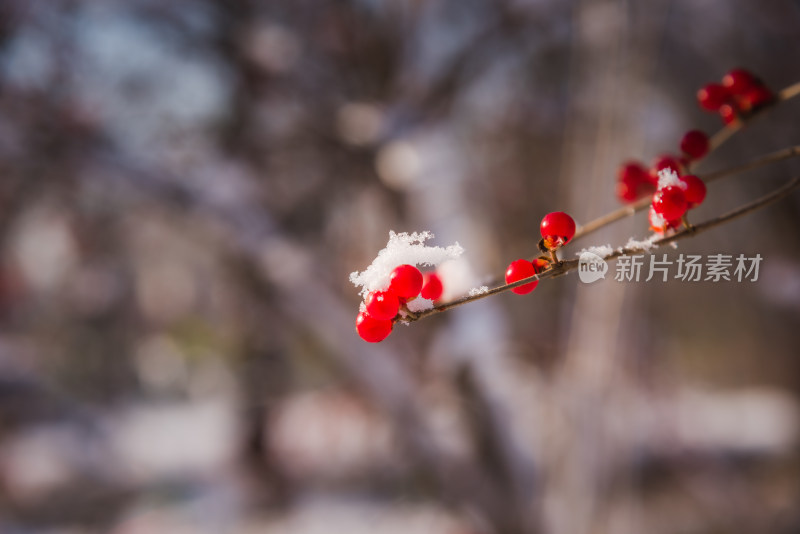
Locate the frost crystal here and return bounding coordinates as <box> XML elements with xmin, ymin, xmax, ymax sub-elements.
<box><xmin>349</xmin><ymin>231</ymin><xmax>464</xmax><ymax>298</ymax></box>
<box><xmin>468</xmin><ymin>286</ymin><xmax>489</xmax><ymax>296</ymax></box>
<box><xmin>657</xmin><ymin>168</ymin><xmax>687</xmax><ymax>191</ymax></box>
<box><xmin>576</xmin><ymin>244</ymin><xmax>613</xmax><ymax>258</ymax></box>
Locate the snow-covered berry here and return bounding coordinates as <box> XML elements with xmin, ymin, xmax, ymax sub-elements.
<box><xmin>648</xmin><ymin>206</ymin><xmax>681</xmax><ymax>234</ymax></box>
<box><xmin>649</xmin><ymin>154</ymin><xmax>683</xmax><ymax>183</ymax></box>
<box><xmin>389</xmin><ymin>264</ymin><xmax>423</xmax><ymax>299</ymax></box>
<box><xmin>420</xmin><ymin>272</ymin><xmax>443</xmax><ymax>301</ymax></box>
<box><xmin>652</xmin><ymin>186</ymin><xmax>688</xmax><ymax>221</ymax></box>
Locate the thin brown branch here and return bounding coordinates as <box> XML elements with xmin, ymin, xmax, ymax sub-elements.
<box><xmin>569</xmin><ymin>79</ymin><xmax>800</xmax><ymax>242</ymax></box>
<box><xmin>405</xmin><ymin>176</ymin><xmax>800</xmax><ymax>322</ymax></box>
<box><xmin>570</xmin><ymin>144</ymin><xmax>800</xmax><ymax>243</ymax></box>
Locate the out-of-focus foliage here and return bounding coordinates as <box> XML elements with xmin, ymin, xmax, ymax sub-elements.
<box><xmin>0</xmin><ymin>1</ymin><xmax>799</xmax><ymax>533</ymax></box>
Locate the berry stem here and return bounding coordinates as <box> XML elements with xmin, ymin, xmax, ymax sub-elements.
<box><xmin>404</xmin><ymin>175</ymin><xmax>800</xmax><ymax>323</ymax></box>
<box><xmin>549</xmin><ymin>249</ymin><xmax>559</xmax><ymax>264</ymax></box>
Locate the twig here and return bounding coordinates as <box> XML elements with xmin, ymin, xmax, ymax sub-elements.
<box><xmin>406</xmin><ymin>81</ymin><xmax>800</xmax><ymax>322</ymax></box>
<box><xmin>405</xmin><ymin>176</ymin><xmax>800</xmax><ymax>322</ymax></box>
<box><xmin>569</xmin><ymin>79</ymin><xmax>800</xmax><ymax>242</ymax></box>
<box><xmin>569</xmin><ymin>144</ymin><xmax>800</xmax><ymax>242</ymax></box>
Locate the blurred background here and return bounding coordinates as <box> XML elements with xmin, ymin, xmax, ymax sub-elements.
<box><xmin>0</xmin><ymin>1</ymin><xmax>799</xmax><ymax>533</ymax></box>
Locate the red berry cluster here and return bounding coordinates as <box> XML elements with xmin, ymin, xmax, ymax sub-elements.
<box><xmin>649</xmin><ymin>172</ymin><xmax>706</xmax><ymax>233</ymax></box>
<box><xmin>698</xmin><ymin>68</ymin><xmax>774</xmax><ymax>124</ymax></box>
<box><xmin>356</xmin><ymin>264</ymin><xmax>444</xmax><ymax>342</ymax></box>
<box><xmin>616</xmin><ymin>130</ymin><xmax>710</xmax><ymax>205</ymax></box>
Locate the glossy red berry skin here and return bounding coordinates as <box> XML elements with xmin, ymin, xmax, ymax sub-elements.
<box><xmin>722</xmin><ymin>68</ymin><xmax>758</xmax><ymax>95</ymax></box>
<box><xmin>505</xmin><ymin>259</ymin><xmax>538</xmax><ymax>295</ymax></box>
<box><xmin>420</xmin><ymin>272</ymin><xmax>443</xmax><ymax>301</ymax></box>
<box><xmin>389</xmin><ymin>264</ymin><xmax>423</xmax><ymax>299</ymax></box>
<box><xmin>356</xmin><ymin>311</ymin><xmax>393</xmax><ymax>342</ymax></box>
<box><xmin>540</xmin><ymin>212</ymin><xmax>576</xmax><ymax>248</ymax></box>
<box><xmin>680</xmin><ymin>175</ymin><xmax>707</xmax><ymax>208</ymax></box>
<box><xmin>719</xmin><ymin>104</ymin><xmax>737</xmax><ymax>125</ymax></box>
<box><xmin>365</xmin><ymin>290</ymin><xmax>400</xmax><ymax>321</ymax></box>
<box><xmin>697</xmin><ymin>83</ymin><xmax>730</xmax><ymax>112</ymax></box>
<box><xmin>652</xmin><ymin>186</ymin><xmax>688</xmax><ymax>221</ymax></box>
<box><xmin>680</xmin><ymin>130</ymin><xmax>710</xmax><ymax>160</ymax></box>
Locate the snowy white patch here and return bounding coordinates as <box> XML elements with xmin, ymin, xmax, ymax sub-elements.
<box><xmin>349</xmin><ymin>231</ymin><xmax>464</xmax><ymax>298</ymax></box>
<box><xmin>649</xmin><ymin>206</ymin><xmax>668</xmax><ymax>229</ymax></box>
<box><xmin>468</xmin><ymin>286</ymin><xmax>489</xmax><ymax>297</ymax></box>
<box><xmin>657</xmin><ymin>168</ymin><xmax>687</xmax><ymax>191</ymax></box>
<box><xmin>620</xmin><ymin>235</ymin><xmax>660</xmax><ymax>253</ymax></box>
<box><xmin>576</xmin><ymin>245</ymin><xmax>613</xmax><ymax>258</ymax></box>
<box><xmin>406</xmin><ymin>298</ymin><xmax>434</xmax><ymax>313</ymax></box>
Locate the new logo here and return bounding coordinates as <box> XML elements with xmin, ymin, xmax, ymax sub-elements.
<box><xmin>578</xmin><ymin>251</ymin><xmax>608</xmax><ymax>284</ymax></box>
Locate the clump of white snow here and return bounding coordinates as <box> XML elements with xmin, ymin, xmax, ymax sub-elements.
<box><xmin>657</xmin><ymin>168</ymin><xmax>687</xmax><ymax>191</ymax></box>
<box><xmin>649</xmin><ymin>207</ymin><xmax>668</xmax><ymax>229</ymax></box>
<box><xmin>576</xmin><ymin>244</ymin><xmax>613</xmax><ymax>258</ymax></box>
<box><xmin>620</xmin><ymin>234</ymin><xmax>660</xmax><ymax>253</ymax></box>
<box><xmin>349</xmin><ymin>231</ymin><xmax>464</xmax><ymax>298</ymax></box>
<box><xmin>406</xmin><ymin>298</ymin><xmax>434</xmax><ymax>313</ymax></box>
<box><xmin>468</xmin><ymin>286</ymin><xmax>489</xmax><ymax>297</ymax></box>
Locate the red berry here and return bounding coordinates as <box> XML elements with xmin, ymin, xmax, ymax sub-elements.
<box><xmin>680</xmin><ymin>175</ymin><xmax>707</xmax><ymax>208</ymax></box>
<box><xmin>505</xmin><ymin>259</ymin><xmax>538</xmax><ymax>295</ymax></box>
<box><xmin>616</xmin><ymin>178</ymin><xmax>639</xmax><ymax>203</ymax></box>
<box><xmin>618</xmin><ymin>161</ymin><xmax>648</xmax><ymax>183</ymax></box>
<box><xmin>722</xmin><ymin>68</ymin><xmax>758</xmax><ymax>95</ymax></box>
<box><xmin>616</xmin><ymin>176</ymin><xmax>655</xmax><ymax>203</ymax></box>
<box><xmin>648</xmin><ymin>206</ymin><xmax>680</xmax><ymax>234</ymax></box>
<box><xmin>389</xmin><ymin>264</ymin><xmax>423</xmax><ymax>299</ymax></box>
<box><xmin>652</xmin><ymin>185</ymin><xmax>688</xmax><ymax>221</ymax></box>
<box><xmin>679</xmin><ymin>130</ymin><xmax>710</xmax><ymax>160</ymax></box>
<box><xmin>649</xmin><ymin>154</ymin><xmax>683</xmax><ymax>183</ymax></box>
<box><xmin>540</xmin><ymin>211</ymin><xmax>576</xmax><ymax>248</ymax></box>
<box><xmin>616</xmin><ymin>161</ymin><xmax>654</xmax><ymax>203</ymax></box>
<box><xmin>740</xmin><ymin>85</ymin><xmax>774</xmax><ymax>111</ymax></box>
<box><xmin>697</xmin><ymin>83</ymin><xmax>730</xmax><ymax>112</ymax></box>
<box><xmin>420</xmin><ymin>272</ymin><xmax>443</xmax><ymax>301</ymax></box>
<box><xmin>365</xmin><ymin>290</ymin><xmax>400</xmax><ymax>321</ymax></box>
<box><xmin>356</xmin><ymin>311</ymin><xmax>393</xmax><ymax>342</ymax></box>
<box><xmin>719</xmin><ymin>103</ymin><xmax>737</xmax><ymax>125</ymax></box>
